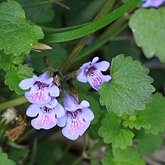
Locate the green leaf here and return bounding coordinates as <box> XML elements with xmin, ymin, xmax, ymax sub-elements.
<box><xmin>0</xmin><ymin>0</ymin><xmax>44</xmax><ymax>55</ymax></box>
<box><xmin>98</xmin><ymin>112</ymin><xmax>134</xmax><ymax>149</ymax></box>
<box><xmin>44</xmin><ymin>0</ymin><xmax>141</xmax><ymax>43</ymax></box>
<box><xmin>113</xmin><ymin>147</ymin><xmax>145</xmax><ymax>165</ymax></box>
<box><xmin>35</xmin><ymin>140</ymin><xmax>62</xmax><ymax>165</ymax></box>
<box><xmin>138</xmin><ymin>93</ymin><xmax>165</xmax><ymax>135</ymax></box>
<box><xmin>0</xmin><ymin>152</ymin><xmax>16</xmax><ymax>165</ymax></box>
<box><xmin>122</xmin><ymin>114</ymin><xmax>150</xmax><ymax>130</ymax></box>
<box><xmin>5</xmin><ymin>64</ymin><xmax>33</xmax><ymax>94</ymax></box>
<box><xmin>129</xmin><ymin>8</ymin><xmax>165</xmax><ymax>62</ymax></box>
<box><xmin>136</xmin><ymin>132</ymin><xmax>163</xmax><ymax>155</ymax></box>
<box><xmin>99</xmin><ymin>55</ymin><xmax>155</xmax><ymax>116</ymax></box>
<box><xmin>102</xmin><ymin>146</ymin><xmax>114</xmax><ymax>165</ymax></box>
<box><xmin>123</xmin><ymin>93</ymin><xmax>165</xmax><ymax>134</ymax></box>
<box><xmin>0</xmin><ymin>51</ymin><xmax>23</xmax><ymax>71</ymax></box>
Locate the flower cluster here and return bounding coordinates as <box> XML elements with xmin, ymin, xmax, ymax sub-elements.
<box><xmin>19</xmin><ymin>72</ymin><xmax>94</xmax><ymax>140</ymax></box>
<box><xmin>19</xmin><ymin>57</ymin><xmax>111</xmax><ymax>140</ymax></box>
<box><xmin>142</xmin><ymin>0</ymin><xmax>165</xmax><ymax>8</ymax></box>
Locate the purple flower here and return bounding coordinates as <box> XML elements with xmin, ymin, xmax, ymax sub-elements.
<box><xmin>57</xmin><ymin>93</ymin><xmax>94</xmax><ymax>140</ymax></box>
<box><xmin>19</xmin><ymin>72</ymin><xmax>59</xmax><ymax>105</ymax></box>
<box><xmin>77</xmin><ymin>57</ymin><xmax>111</xmax><ymax>90</ymax></box>
<box><xmin>26</xmin><ymin>99</ymin><xmax>65</xmax><ymax>130</ymax></box>
<box><xmin>142</xmin><ymin>0</ymin><xmax>165</xmax><ymax>7</ymax></box>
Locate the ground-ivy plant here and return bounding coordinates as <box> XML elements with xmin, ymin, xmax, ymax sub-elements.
<box><xmin>0</xmin><ymin>0</ymin><xmax>165</xmax><ymax>164</ymax></box>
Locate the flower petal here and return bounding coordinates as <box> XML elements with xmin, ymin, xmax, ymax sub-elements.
<box><xmin>77</xmin><ymin>69</ymin><xmax>88</xmax><ymax>83</ymax></box>
<box><xmin>54</xmin><ymin>103</ymin><xmax>65</xmax><ymax>118</ymax></box>
<box><xmin>87</xmin><ymin>74</ymin><xmax>102</xmax><ymax>90</ymax></box>
<box><xmin>80</xmin><ymin>108</ymin><xmax>94</xmax><ymax>122</ymax></box>
<box><xmin>31</xmin><ymin>113</ymin><xmax>57</xmax><ymax>130</ymax></box>
<box><xmin>46</xmin><ymin>99</ymin><xmax>58</xmax><ymax>108</ymax></box>
<box><xmin>39</xmin><ymin>72</ymin><xmax>50</xmax><ymax>79</ymax></box>
<box><xmin>92</xmin><ymin>57</ymin><xmax>99</xmax><ymax>64</ymax></box>
<box><xmin>80</xmin><ymin>100</ymin><xmax>90</xmax><ymax>108</ymax></box>
<box><xmin>26</xmin><ymin>104</ymin><xmax>39</xmax><ymax>117</ymax></box>
<box><xmin>19</xmin><ymin>78</ymin><xmax>35</xmax><ymax>90</ymax></box>
<box><xmin>94</xmin><ymin>61</ymin><xmax>110</xmax><ymax>72</ymax></box>
<box><xmin>57</xmin><ymin>115</ymin><xmax>67</xmax><ymax>127</ymax></box>
<box><xmin>49</xmin><ymin>85</ymin><xmax>60</xmax><ymax>97</ymax></box>
<box><xmin>99</xmin><ymin>73</ymin><xmax>112</xmax><ymax>83</ymax></box>
<box><xmin>25</xmin><ymin>87</ymin><xmax>51</xmax><ymax>105</ymax></box>
<box><xmin>63</xmin><ymin>93</ymin><xmax>81</xmax><ymax>111</ymax></box>
<box><xmin>62</xmin><ymin>116</ymin><xmax>90</xmax><ymax>140</ymax></box>
<box><xmin>142</xmin><ymin>0</ymin><xmax>165</xmax><ymax>7</ymax></box>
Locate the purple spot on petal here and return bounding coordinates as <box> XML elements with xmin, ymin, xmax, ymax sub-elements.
<box><xmin>34</xmin><ymin>81</ymin><xmax>49</xmax><ymax>89</ymax></box>
<box><xmin>68</xmin><ymin>110</ymin><xmax>84</xmax><ymax>131</ymax></box>
<box><xmin>31</xmin><ymin>90</ymin><xmax>46</xmax><ymax>101</ymax></box>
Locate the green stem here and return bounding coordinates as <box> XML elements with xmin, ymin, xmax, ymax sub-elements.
<box><xmin>0</xmin><ymin>96</ymin><xmax>28</xmax><ymax>111</ymax></box>
<box><xmin>42</xmin><ymin>23</ymin><xmax>90</xmax><ymax>34</ymax></box>
<box><xmin>60</xmin><ymin>0</ymin><xmax>116</xmax><ymax>73</ymax></box>
<box><xmin>72</xmin><ymin>14</ymin><xmax>129</xmax><ymax>69</ymax></box>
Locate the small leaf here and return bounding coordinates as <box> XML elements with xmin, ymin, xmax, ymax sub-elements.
<box><xmin>0</xmin><ymin>152</ymin><xmax>16</xmax><ymax>165</ymax></box>
<box><xmin>98</xmin><ymin>112</ymin><xmax>134</xmax><ymax>149</ymax></box>
<box><xmin>5</xmin><ymin>64</ymin><xmax>33</xmax><ymax>94</ymax></box>
<box><xmin>113</xmin><ymin>147</ymin><xmax>145</xmax><ymax>165</ymax></box>
<box><xmin>0</xmin><ymin>0</ymin><xmax>44</xmax><ymax>55</ymax></box>
<box><xmin>136</xmin><ymin>132</ymin><xmax>163</xmax><ymax>155</ymax></box>
<box><xmin>99</xmin><ymin>55</ymin><xmax>155</xmax><ymax>116</ymax></box>
<box><xmin>122</xmin><ymin>114</ymin><xmax>150</xmax><ymax>130</ymax></box>
<box><xmin>129</xmin><ymin>8</ymin><xmax>165</xmax><ymax>62</ymax></box>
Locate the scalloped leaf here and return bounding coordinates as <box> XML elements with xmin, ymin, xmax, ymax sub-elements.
<box><xmin>98</xmin><ymin>112</ymin><xmax>134</xmax><ymax>149</ymax></box>
<box><xmin>122</xmin><ymin>114</ymin><xmax>150</xmax><ymax>130</ymax></box>
<box><xmin>0</xmin><ymin>0</ymin><xmax>44</xmax><ymax>55</ymax></box>
<box><xmin>5</xmin><ymin>64</ymin><xmax>33</xmax><ymax>94</ymax></box>
<box><xmin>129</xmin><ymin>8</ymin><xmax>165</xmax><ymax>62</ymax></box>
<box><xmin>0</xmin><ymin>51</ymin><xmax>23</xmax><ymax>71</ymax></box>
<box><xmin>99</xmin><ymin>55</ymin><xmax>155</xmax><ymax>116</ymax></box>
<box><xmin>123</xmin><ymin>93</ymin><xmax>165</xmax><ymax>134</ymax></box>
